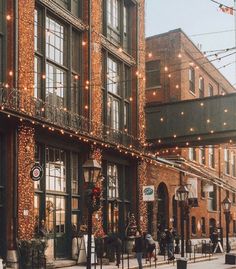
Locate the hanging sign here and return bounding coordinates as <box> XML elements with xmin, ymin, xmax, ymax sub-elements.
<box><xmin>143</xmin><ymin>185</ymin><xmax>155</xmax><ymax>201</ymax></box>
<box><xmin>203</xmin><ymin>182</ymin><xmax>214</xmax><ymax>193</ymax></box>
<box><xmin>187</xmin><ymin>178</ymin><xmax>198</xmax><ymax>198</ymax></box>
<box><xmin>30</xmin><ymin>164</ymin><xmax>43</xmax><ymax>181</ymax></box>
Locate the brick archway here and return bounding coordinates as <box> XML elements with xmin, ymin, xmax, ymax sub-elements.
<box><xmin>157</xmin><ymin>182</ymin><xmax>169</xmax><ymax>230</ymax></box>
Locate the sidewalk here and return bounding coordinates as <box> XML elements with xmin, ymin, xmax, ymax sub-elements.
<box><xmin>58</xmin><ymin>252</ymin><xmax>219</xmax><ymax>269</ymax></box>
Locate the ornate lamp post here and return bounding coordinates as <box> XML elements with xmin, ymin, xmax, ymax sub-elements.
<box><xmin>176</xmin><ymin>185</ymin><xmax>189</xmax><ymax>257</ymax></box>
<box><xmin>83</xmin><ymin>158</ymin><xmax>102</xmax><ymax>269</ymax></box>
<box><xmin>222</xmin><ymin>196</ymin><xmax>232</xmax><ymax>253</ymax></box>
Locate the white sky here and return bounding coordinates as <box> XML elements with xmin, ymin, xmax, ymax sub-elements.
<box><xmin>145</xmin><ymin>0</ymin><xmax>236</xmax><ymax>86</ymax></box>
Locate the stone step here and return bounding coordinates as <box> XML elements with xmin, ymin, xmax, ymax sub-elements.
<box><xmin>55</xmin><ymin>260</ymin><xmax>77</xmax><ymax>268</ymax></box>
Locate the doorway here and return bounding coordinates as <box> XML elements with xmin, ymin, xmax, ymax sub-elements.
<box><xmin>157</xmin><ymin>183</ymin><xmax>169</xmax><ymax>230</ymax></box>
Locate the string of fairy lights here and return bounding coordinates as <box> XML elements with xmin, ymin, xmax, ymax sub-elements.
<box><xmin>3</xmin><ymin>2</ymin><xmax>236</xmax><ymax>210</ymax></box>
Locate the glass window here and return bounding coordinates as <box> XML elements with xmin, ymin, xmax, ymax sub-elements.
<box><xmin>224</xmin><ymin>149</ymin><xmax>230</xmax><ymax>174</ymax></box>
<box><xmin>189</xmin><ymin>67</ymin><xmax>195</xmax><ymax>93</ymax></box>
<box><xmin>231</xmin><ymin>152</ymin><xmax>236</xmax><ymax>177</ymax></box>
<box><xmin>208</xmin><ymin>84</ymin><xmax>214</xmax><ymax>96</ymax></box>
<box><xmin>201</xmin><ymin>217</ymin><xmax>206</xmax><ymax>234</ymax></box>
<box><xmin>199</xmin><ymin>147</ymin><xmax>205</xmax><ymax>165</ymax></box>
<box><xmin>107</xmin><ymin>164</ymin><xmax>119</xmax><ymax>198</ymax></box>
<box><xmin>71</xmin><ymin>152</ymin><xmax>79</xmax><ymax>195</ymax></box>
<box><xmin>191</xmin><ymin>216</ymin><xmax>196</xmax><ymax>235</ymax></box>
<box><xmin>146</xmin><ymin>60</ymin><xmax>161</xmax><ymax>88</ymax></box>
<box><xmin>199</xmin><ymin>76</ymin><xmax>204</xmax><ymax>98</ymax></box>
<box><xmin>189</xmin><ymin>147</ymin><xmax>196</xmax><ymax>161</ymax></box>
<box><xmin>53</xmin><ymin>0</ymin><xmax>81</xmax><ymax>17</ymax></box>
<box><xmin>46</xmin><ymin>147</ymin><xmax>66</xmax><ymax>192</ymax></box>
<box><xmin>208</xmin><ymin>185</ymin><xmax>217</xmax><ymax>211</ymax></box>
<box><xmin>107</xmin><ymin>57</ymin><xmax>120</xmax><ymax>95</ymax></box>
<box><xmin>209</xmin><ymin>146</ymin><xmax>215</xmax><ymax>168</ymax></box>
<box><xmin>34</xmin><ymin>56</ymin><xmax>42</xmax><ymax>99</ymax></box>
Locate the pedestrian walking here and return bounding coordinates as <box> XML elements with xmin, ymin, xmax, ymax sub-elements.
<box><xmin>165</xmin><ymin>228</ymin><xmax>175</xmax><ymax>260</ymax></box>
<box><xmin>145</xmin><ymin>234</ymin><xmax>157</xmax><ymax>262</ymax></box>
<box><xmin>133</xmin><ymin>230</ymin><xmax>144</xmax><ymax>269</ymax></box>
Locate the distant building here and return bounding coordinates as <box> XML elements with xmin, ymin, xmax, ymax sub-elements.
<box><xmin>145</xmin><ymin>29</ymin><xmax>236</xmax><ymax>241</ymax></box>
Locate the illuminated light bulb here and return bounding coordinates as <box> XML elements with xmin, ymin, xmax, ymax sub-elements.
<box><xmin>5</xmin><ymin>83</ymin><xmax>9</xmax><ymax>88</ymax></box>
<box><xmin>178</xmin><ymin>53</ymin><xmax>182</xmax><ymax>58</ymax></box>
<box><xmin>207</xmin><ymin>119</ymin><xmax>210</xmax><ymax>123</ymax></box>
<box><xmin>175</xmin><ymin>84</ymin><xmax>179</xmax><ymax>89</ymax></box>
<box><xmin>82</xmin><ymin>41</ymin><xmax>86</xmax><ymax>46</ymax></box>
<box><xmin>198</xmin><ymin>137</ymin><xmax>201</xmax><ymax>140</ymax></box>
<box><xmin>200</xmin><ymin>102</ymin><xmax>204</xmax><ymax>106</ymax></box>
<box><xmin>85</xmin><ymin>86</ymin><xmax>89</xmax><ymax>90</ymax></box>
<box><xmin>199</xmin><ymin>76</ymin><xmax>203</xmax><ymax>80</ymax></box>
<box><xmin>136</xmin><ymin>71</ymin><xmax>139</xmax><ymax>76</ymax></box>
<box><xmin>223</xmin><ymin>122</ymin><xmax>227</xmax><ymax>126</ymax></box>
<box><xmin>7</xmin><ymin>115</ymin><xmax>10</xmax><ymax>118</ymax></box>
<box><xmin>196</xmin><ymin>66</ymin><xmax>199</xmax><ymax>70</ymax></box>
<box><xmin>9</xmin><ymin>71</ymin><xmax>13</xmax><ymax>76</ymax></box>
<box><xmin>75</xmin><ymin>131</ymin><xmax>78</xmax><ymax>134</ymax></box>
<box><xmin>160</xmin><ymin>117</ymin><xmax>164</xmax><ymax>122</ymax></box>
<box><xmin>42</xmin><ymin>124</ymin><xmax>45</xmax><ymax>128</ymax></box>
<box><xmin>164</xmin><ymin>66</ymin><xmax>168</xmax><ymax>72</ymax></box>
<box><xmin>175</xmin><ymin>147</ymin><xmax>179</xmax><ymax>150</ymax></box>
<box><xmin>153</xmin><ymin>91</ymin><xmax>156</xmax><ymax>96</ymax></box>
<box><xmin>6</xmin><ymin>15</ymin><xmax>11</xmax><ymax>21</ymax></box>
<box><xmin>70</xmin><ymin>134</ymin><xmax>73</xmax><ymax>137</ymax></box>
<box><xmin>168</xmin><ymin>74</ymin><xmax>171</xmax><ymax>78</ymax></box>
<box><xmin>129</xmin><ymin>97</ymin><xmax>133</xmax><ymax>101</ymax></box>
<box><xmin>74</xmin><ymin>75</ymin><xmax>79</xmax><ymax>80</ymax></box>
<box><xmin>32</xmin><ymin>121</ymin><xmax>35</xmax><ymax>124</ymax></box>
<box><xmin>1</xmin><ymin>106</ymin><xmax>4</xmax><ymax>110</ymax></box>
<box><xmin>189</xmin><ymin>62</ymin><xmax>194</xmax><ymax>66</ymax></box>
<box><xmin>86</xmin><ymin>80</ymin><xmax>89</xmax><ymax>85</ymax></box>
<box><xmin>118</xmin><ymin>47</ymin><xmax>123</xmax><ymax>52</ymax></box>
<box><xmin>173</xmin><ymin>134</ymin><xmax>177</xmax><ymax>138</ymax></box>
<box><xmin>148</xmin><ymin>52</ymin><xmax>153</xmax><ymax>58</ymax></box>
<box><xmin>158</xmin><ymin>139</ymin><xmax>161</xmax><ymax>143</ymax></box>
<box><xmin>85</xmin><ymin>105</ymin><xmax>88</xmax><ymax>109</ymax></box>
<box><xmin>210</xmin><ymin>130</ymin><xmax>214</xmax><ymax>134</ymax></box>
<box><xmin>190</xmin><ymin>128</ymin><xmax>194</xmax><ymax>132</ymax></box>
<box><xmin>42</xmin><ymin>74</ymin><xmax>46</xmax><ymax>79</ymax></box>
<box><xmin>224</xmin><ymin>109</ymin><xmax>228</xmax><ymax>113</ymax></box>
<box><xmin>181</xmin><ymin>111</ymin><xmax>184</xmax><ymax>115</ymax></box>
<box><xmin>20</xmin><ymin>118</ymin><xmax>23</xmax><ymax>122</ymax></box>
<box><xmin>230</xmin><ymin>140</ymin><xmax>233</xmax><ymax>143</ymax></box>
<box><xmin>186</xmin><ymin>142</ymin><xmax>189</xmax><ymax>146</ymax></box>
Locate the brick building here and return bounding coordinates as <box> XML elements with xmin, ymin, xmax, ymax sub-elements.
<box><xmin>145</xmin><ymin>29</ymin><xmax>236</xmax><ymax>243</ymax></box>
<box><xmin>0</xmin><ymin>0</ymin><xmax>147</xmax><ymax>265</ymax></box>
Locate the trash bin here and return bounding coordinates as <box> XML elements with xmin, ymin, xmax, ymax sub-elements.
<box><xmin>177</xmin><ymin>258</ymin><xmax>187</xmax><ymax>269</ymax></box>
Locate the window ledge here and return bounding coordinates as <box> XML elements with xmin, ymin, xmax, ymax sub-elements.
<box><xmin>189</xmin><ymin>90</ymin><xmax>196</xmax><ymax>96</ymax></box>
<box><xmin>146</xmin><ymin>86</ymin><xmax>162</xmax><ymax>91</ymax></box>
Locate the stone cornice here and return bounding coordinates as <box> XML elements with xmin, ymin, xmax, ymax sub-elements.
<box><xmin>38</xmin><ymin>0</ymin><xmax>88</xmax><ymax>31</ymax></box>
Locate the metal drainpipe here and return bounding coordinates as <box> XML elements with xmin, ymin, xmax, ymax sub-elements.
<box><xmin>136</xmin><ymin>2</ymin><xmax>139</xmax><ymax>137</ymax></box>
<box><xmin>218</xmin><ymin>147</ymin><xmax>223</xmax><ymax>243</ymax></box>
<box><xmin>88</xmin><ymin>0</ymin><xmax>92</xmax><ymax>132</ymax></box>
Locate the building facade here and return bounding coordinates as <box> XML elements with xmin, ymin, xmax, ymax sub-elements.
<box><xmin>145</xmin><ymin>29</ymin><xmax>236</xmax><ymax>242</ymax></box>
<box><xmin>0</xmin><ymin>0</ymin><xmax>147</xmax><ymax>264</ymax></box>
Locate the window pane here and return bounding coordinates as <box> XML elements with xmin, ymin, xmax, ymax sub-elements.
<box><xmin>146</xmin><ymin>61</ymin><xmax>161</xmax><ymax>88</ymax></box>
<box><xmin>46</xmin><ymin>17</ymin><xmax>66</xmax><ymax>66</ymax></box>
<box><xmin>107</xmin><ymin>164</ymin><xmax>119</xmax><ymax>198</ymax></box>
<box><xmin>107</xmin><ymin>57</ymin><xmax>120</xmax><ymax>95</ymax></box>
<box><xmin>34</xmin><ymin>56</ymin><xmax>42</xmax><ymax>98</ymax></box>
<box><xmin>71</xmin><ymin>0</ymin><xmax>80</xmax><ymax>17</ymax></box>
<box><xmin>72</xmin><ymin>30</ymin><xmax>80</xmax><ymax>72</ymax></box>
<box><xmin>71</xmin><ymin>152</ymin><xmax>79</xmax><ymax>194</ymax></box>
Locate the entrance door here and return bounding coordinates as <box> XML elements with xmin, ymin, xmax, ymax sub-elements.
<box><xmin>46</xmin><ymin>195</ymin><xmax>68</xmax><ymax>258</ymax></box>
<box><xmin>45</xmin><ymin>147</ymin><xmax>69</xmax><ymax>258</ymax></box>
<box><xmin>157</xmin><ymin>183</ymin><xmax>169</xmax><ymax>230</ymax></box>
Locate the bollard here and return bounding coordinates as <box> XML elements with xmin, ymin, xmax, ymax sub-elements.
<box><xmin>177</xmin><ymin>258</ymin><xmax>187</xmax><ymax>269</ymax></box>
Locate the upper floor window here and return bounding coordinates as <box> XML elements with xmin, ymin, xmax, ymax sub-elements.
<box><xmin>201</xmin><ymin>180</ymin><xmax>205</xmax><ymax>198</ymax></box>
<box><xmin>208</xmin><ymin>84</ymin><xmax>214</xmax><ymax>96</ymax></box>
<box><xmin>34</xmin><ymin>8</ymin><xmax>81</xmax><ymax>113</ymax></box>
<box><xmin>146</xmin><ymin>60</ymin><xmax>161</xmax><ymax>89</ymax></box>
<box><xmin>199</xmin><ymin>147</ymin><xmax>206</xmax><ymax>165</ymax></box>
<box><xmin>103</xmin><ymin>54</ymin><xmax>131</xmax><ymax>133</ymax></box>
<box><xmin>107</xmin><ymin>163</ymin><xmax>119</xmax><ymax>199</ymax></box>
<box><xmin>224</xmin><ymin>149</ymin><xmax>230</xmax><ymax>174</ymax></box>
<box><xmin>105</xmin><ymin>0</ymin><xmax>132</xmax><ymax>52</ymax></box>
<box><xmin>201</xmin><ymin>217</ymin><xmax>206</xmax><ymax>234</ymax></box>
<box><xmin>53</xmin><ymin>0</ymin><xmax>81</xmax><ymax>18</ymax></box>
<box><xmin>189</xmin><ymin>147</ymin><xmax>196</xmax><ymax>161</ymax></box>
<box><xmin>231</xmin><ymin>152</ymin><xmax>236</xmax><ymax>177</ymax></box>
<box><xmin>208</xmin><ymin>185</ymin><xmax>217</xmax><ymax>211</ymax></box>
<box><xmin>208</xmin><ymin>145</ymin><xmax>215</xmax><ymax>168</ymax></box>
<box><xmin>199</xmin><ymin>76</ymin><xmax>204</xmax><ymax>98</ymax></box>
<box><xmin>189</xmin><ymin>67</ymin><xmax>195</xmax><ymax>93</ymax></box>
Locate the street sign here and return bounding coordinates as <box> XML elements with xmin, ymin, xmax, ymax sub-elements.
<box><xmin>30</xmin><ymin>164</ymin><xmax>43</xmax><ymax>181</ymax></box>
<box><xmin>143</xmin><ymin>185</ymin><xmax>155</xmax><ymax>201</ymax></box>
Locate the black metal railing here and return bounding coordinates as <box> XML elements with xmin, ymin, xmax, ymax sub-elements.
<box><xmin>0</xmin><ymin>87</ymin><xmax>141</xmax><ymax>150</ymax></box>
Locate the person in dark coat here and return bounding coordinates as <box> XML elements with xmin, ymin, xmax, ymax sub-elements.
<box><xmin>106</xmin><ymin>234</ymin><xmax>122</xmax><ymax>267</ymax></box>
<box><xmin>134</xmin><ymin>230</ymin><xmax>144</xmax><ymax>269</ymax></box>
<box><xmin>145</xmin><ymin>234</ymin><xmax>157</xmax><ymax>262</ymax></box>
<box><xmin>210</xmin><ymin>228</ymin><xmax>218</xmax><ymax>252</ymax></box>
<box><xmin>165</xmin><ymin>228</ymin><xmax>175</xmax><ymax>260</ymax></box>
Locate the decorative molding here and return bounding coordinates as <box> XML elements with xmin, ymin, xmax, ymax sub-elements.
<box><xmin>101</xmin><ymin>35</ymin><xmax>136</xmax><ymax>66</ymax></box>
<box><xmin>38</xmin><ymin>0</ymin><xmax>88</xmax><ymax>31</ymax></box>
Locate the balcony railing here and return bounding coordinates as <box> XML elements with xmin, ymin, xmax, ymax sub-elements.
<box><xmin>0</xmin><ymin>87</ymin><xmax>141</xmax><ymax>150</ymax></box>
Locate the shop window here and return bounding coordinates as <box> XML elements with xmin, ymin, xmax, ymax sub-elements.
<box><xmin>191</xmin><ymin>216</ymin><xmax>196</xmax><ymax>235</ymax></box>
<box><xmin>146</xmin><ymin>60</ymin><xmax>161</xmax><ymax>88</ymax></box>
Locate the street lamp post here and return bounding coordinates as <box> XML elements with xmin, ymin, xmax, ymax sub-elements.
<box><xmin>222</xmin><ymin>196</ymin><xmax>232</xmax><ymax>253</ymax></box>
<box><xmin>176</xmin><ymin>185</ymin><xmax>189</xmax><ymax>258</ymax></box>
<box><xmin>83</xmin><ymin>158</ymin><xmax>102</xmax><ymax>269</ymax></box>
